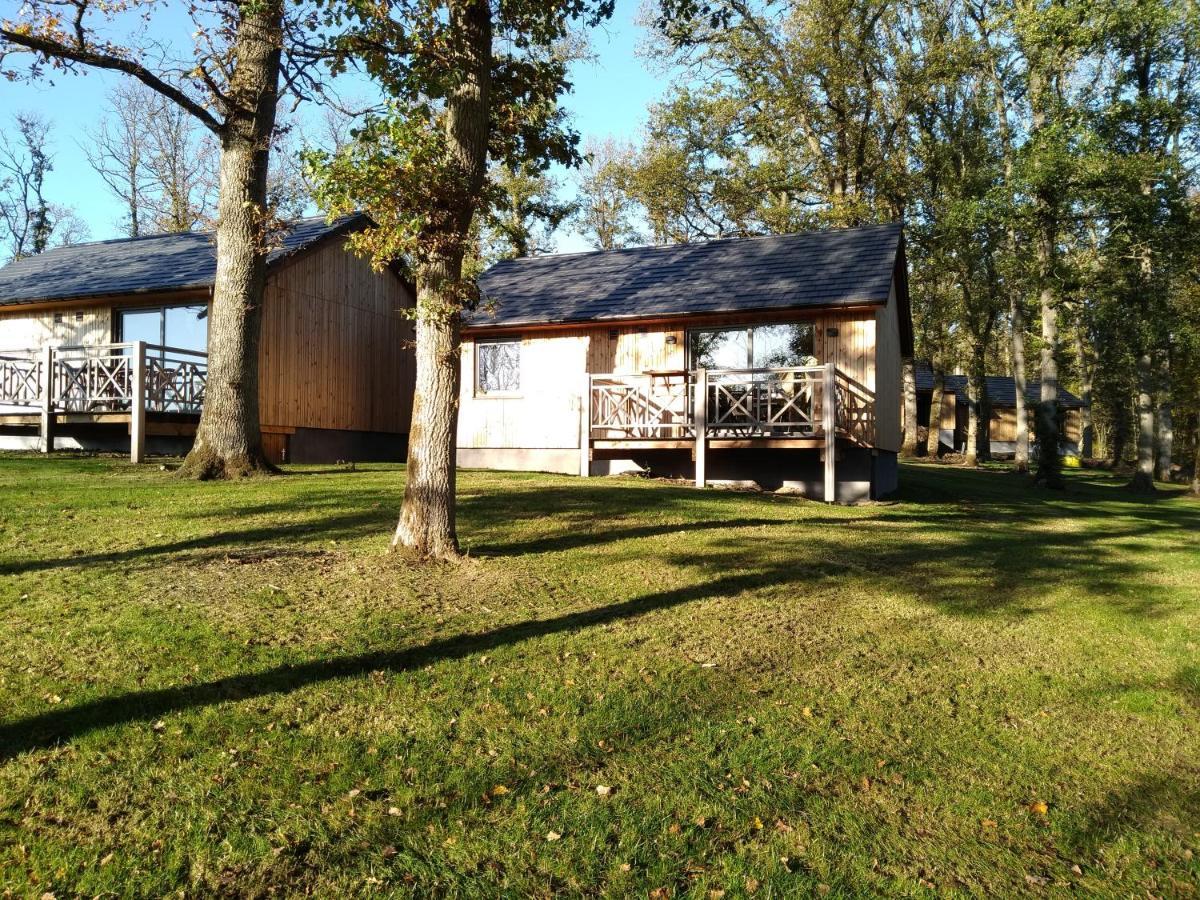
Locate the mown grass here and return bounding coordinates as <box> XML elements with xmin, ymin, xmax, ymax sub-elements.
<box><xmin>0</xmin><ymin>454</ymin><xmax>1197</xmax><ymax>898</ymax></box>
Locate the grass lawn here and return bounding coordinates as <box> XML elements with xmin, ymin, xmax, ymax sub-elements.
<box><xmin>0</xmin><ymin>455</ymin><xmax>1197</xmax><ymax>897</ymax></box>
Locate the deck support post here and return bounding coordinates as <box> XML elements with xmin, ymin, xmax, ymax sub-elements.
<box><xmin>579</xmin><ymin>372</ymin><xmax>591</xmax><ymax>478</ymax></box>
<box><xmin>823</xmin><ymin>362</ymin><xmax>836</xmax><ymax>502</ymax></box>
<box><xmin>38</xmin><ymin>345</ymin><xmax>55</xmax><ymax>453</ymax></box>
<box><xmin>130</xmin><ymin>340</ymin><xmax>147</xmax><ymax>464</ymax></box>
<box><xmin>694</xmin><ymin>368</ymin><xmax>708</xmax><ymax>488</ymax></box>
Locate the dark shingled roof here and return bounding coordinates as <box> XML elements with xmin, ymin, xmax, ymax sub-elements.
<box><xmin>470</xmin><ymin>223</ymin><xmax>905</xmax><ymax>328</ymax></box>
<box><xmin>0</xmin><ymin>214</ymin><xmax>366</xmax><ymax>307</ymax></box>
<box><xmin>915</xmin><ymin>364</ymin><xmax>1083</xmax><ymax>408</ymax></box>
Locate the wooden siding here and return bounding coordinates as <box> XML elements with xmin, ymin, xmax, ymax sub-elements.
<box><xmin>990</xmin><ymin>405</ymin><xmax>1082</xmax><ymax>444</ymax></box>
<box><xmin>0</xmin><ymin>306</ymin><xmax>111</xmax><ymax>349</ymax></box>
<box><xmin>0</xmin><ymin>240</ymin><xmax>415</xmax><ymax>436</ymax></box>
<box><xmin>587</xmin><ymin>324</ymin><xmax>686</xmax><ymax>374</ymax></box>
<box><xmin>259</xmin><ymin>237</ymin><xmax>415</xmax><ymax>434</ymax></box>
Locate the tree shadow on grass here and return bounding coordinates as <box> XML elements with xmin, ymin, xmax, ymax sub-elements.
<box><xmin>0</xmin><ymin>566</ymin><xmax>810</xmax><ymax>763</ymax></box>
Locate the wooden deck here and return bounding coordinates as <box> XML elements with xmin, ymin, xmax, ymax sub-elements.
<box><xmin>582</xmin><ymin>365</ymin><xmax>877</xmax><ymax>501</ymax></box>
<box><xmin>0</xmin><ymin>342</ymin><xmax>206</xmax><ymax>460</ymax></box>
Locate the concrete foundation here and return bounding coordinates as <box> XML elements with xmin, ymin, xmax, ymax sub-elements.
<box><xmin>458</xmin><ymin>444</ymin><xmax>899</xmax><ymax>503</ymax></box>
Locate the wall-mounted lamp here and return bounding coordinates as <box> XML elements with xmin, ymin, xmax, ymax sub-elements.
<box><xmin>665</xmin><ymin>335</ymin><xmax>678</xmax><ymax>345</ymax></box>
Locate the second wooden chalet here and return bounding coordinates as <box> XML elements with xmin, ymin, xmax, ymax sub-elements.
<box><xmin>462</xmin><ymin>223</ymin><xmax>913</xmax><ymax>502</ymax></box>
<box><xmin>0</xmin><ymin>215</ymin><xmax>415</xmax><ymax>463</ymax></box>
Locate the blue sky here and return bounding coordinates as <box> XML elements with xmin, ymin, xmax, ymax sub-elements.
<box><xmin>0</xmin><ymin>0</ymin><xmax>661</xmax><ymax>253</ymax></box>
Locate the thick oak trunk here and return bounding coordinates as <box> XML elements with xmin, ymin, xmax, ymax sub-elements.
<box><xmin>392</xmin><ymin>0</ymin><xmax>491</xmax><ymax>559</ymax></box>
<box><xmin>1129</xmin><ymin>351</ymin><xmax>1157</xmax><ymax>492</ymax></box>
<box><xmin>393</xmin><ymin>280</ymin><xmax>463</xmax><ymax>558</ymax></box>
<box><xmin>901</xmin><ymin>358</ymin><xmax>919</xmax><ymax>457</ymax></box>
<box><xmin>178</xmin><ymin>2</ymin><xmax>282</xmax><ymax>480</ymax></box>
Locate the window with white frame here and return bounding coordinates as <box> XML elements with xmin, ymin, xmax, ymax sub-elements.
<box><xmin>476</xmin><ymin>338</ymin><xmax>521</xmax><ymax>394</ymax></box>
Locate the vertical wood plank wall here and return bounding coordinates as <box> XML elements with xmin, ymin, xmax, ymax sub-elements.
<box><xmin>259</xmin><ymin>238</ymin><xmax>416</xmax><ymax>435</ymax></box>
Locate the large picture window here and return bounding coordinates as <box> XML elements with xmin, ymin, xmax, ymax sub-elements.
<box><xmin>116</xmin><ymin>304</ymin><xmax>208</xmax><ymax>356</ymax></box>
<box><xmin>689</xmin><ymin>323</ymin><xmax>816</xmax><ymax>370</ymax></box>
<box><xmin>477</xmin><ymin>338</ymin><xmax>521</xmax><ymax>394</ymax></box>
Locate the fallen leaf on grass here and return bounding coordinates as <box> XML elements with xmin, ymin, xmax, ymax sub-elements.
<box><xmin>595</xmin><ymin>785</ymin><xmax>612</xmax><ymax>796</ymax></box>
<box><xmin>545</xmin><ymin>831</ymin><xmax>561</xmax><ymax>842</ymax></box>
<box><xmin>1028</xmin><ymin>800</ymin><xmax>1048</xmax><ymax>818</ymax></box>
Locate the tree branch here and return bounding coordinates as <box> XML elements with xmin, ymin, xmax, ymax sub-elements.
<box><xmin>0</xmin><ymin>28</ymin><xmax>223</xmax><ymax>133</ymax></box>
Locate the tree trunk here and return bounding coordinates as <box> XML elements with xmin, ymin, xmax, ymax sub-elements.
<box><xmin>1112</xmin><ymin>398</ymin><xmax>1130</xmax><ymax>468</ymax></box>
<box><xmin>1155</xmin><ymin>348</ymin><xmax>1173</xmax><ymax>482</ymax></box>
<box><xmin>1033</xmin><ymin>235</ymin><xmax>1062</xmax><ymax>488</ymax></box>
<box><xmin>1129</xmin><ymin>350</ymin><xmax>1157</xmax><ymax>492</ymax></box>
<box><xmin>1191</xmin><ymin>413</ymin><xmax>1199</xmax><ymax>496</ymax></box>
<box><xmin>1073</xmin><ymin>325</ymin><xmax>1094</xmax><ymax>458</ymax></box>
<box><xmin>178</xmin><ymin>2</ymin><xmax>283</xmax><ymax>480</ymax></box>
<box><xmin>901</xmin><ymin>358</ymin><xmax>919</xmax><ymax>457</ymax></box>
<box><xmin>965</xmin><ymin>366</ymin><xmax>981</xmax><ymax>467</ymax></box>
<box><xmin>925</xmin><ymin>370</ymin><xmax>945</xmax><ymax>458</ymax></box>
<box><xmin>392</xmin><ymin>0</ymin><xmax>492</xmax><ymax>559</ymax></box>
<box><xmin>393</xmin><ymin>288</ymin><xmax>463</xmax><ymax>558</ymax></box>
<box><xmin>1011</xmin><ymin>295</ymin><xmax>1030</xmax><ymax>472</ymax></box>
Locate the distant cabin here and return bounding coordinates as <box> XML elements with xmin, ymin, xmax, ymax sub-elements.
<box><xmin>913</xmin><ymin>364</ymin><xmax>1085</xmax><ymax>457</ymax></box>
<box><xmin>0</xmin><ymin>215</ymin><xmax>415</xmax><ymax>463</ymax></box>
<box><xmin>462</xmin><ymin>223</ymin><xmax>913</xmax><ymax>502</ymax></box>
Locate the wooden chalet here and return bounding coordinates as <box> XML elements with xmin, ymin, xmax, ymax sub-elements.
<box><xmin>913</xmin><ymin>365</ymin><xmax>1085</xmax><ymax>457</ymax></box>
<box><xmin>0</xmin><ymin>216</ymin><xmax>415</xmax><ymax>463</ymax></box>
<box><xmin>462</xmin><ymin>223</ymin><xmax>913</xmax><ymax>502</ymax></box>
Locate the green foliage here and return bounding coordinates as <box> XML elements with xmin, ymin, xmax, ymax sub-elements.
<box><xmin>307</xmin><ymin>0</ymin><xmax>613</xmax><ymax>318</ymax></box>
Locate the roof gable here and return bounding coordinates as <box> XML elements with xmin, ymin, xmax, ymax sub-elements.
<box><xmin>469</xmin><ymin>223</ymin><xmax>904</xmax><ymax>328</ymax></box>
<box><xmin>0</xmin><ymin>214</ymin><xmax>365</xmax><ymax>307</ymax></box>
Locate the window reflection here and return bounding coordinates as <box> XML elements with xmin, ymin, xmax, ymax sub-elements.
<box><xmin>689</xmin><ymin>323</ymin><xmax>815</xmax><ymax>369</ymax></box>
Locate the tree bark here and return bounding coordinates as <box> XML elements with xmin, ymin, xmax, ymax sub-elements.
<box><xmin>1129</xmin><ymin>350</ymin><xmax>1157</xmax><ymax>492</ymax></box>
<box><xmin>1032</xmin><ymin>230</ymin><xmax>1062</xmax><ymax>487</ymax></box>
<box><xmin>901</xmin><ymin>358</ymin><xmax>919</xmax><ymax>457</ymax></box>
<box><xmin>1073</xmin><ymin>324</ymin><xmax>1094</xmax><ymax>458</ymax></box>
<box><xmin>965</xmin><ymin>366</ymin><xmax>980</xmax><ymax>467</ymax></box>
<box><xmin>393</xmin><ymin>286</ymin><xmax>463</xmax><ymax>558</ymax></box>
<box><xmin>178</xmin><ymin>1</ymin><xmax>283</xmax><ymax>480</ymax></box>
<box><xmin>392</xmin><ymin>0</ymin><xmax>492</xmax><ymax>559</ymax></box>
<box><xmin>1191</xmin><ymin>413</ymin><xmax>1199</xmax><ymax>496</ymax></box>
<box><xmin>1155</xmin><ymin>347</ymin><xmax>1173</xmax><ymax>482</ymax></box>
<box><xmin>925</xmin><ymin>370</ymin><xmax>945</xmax><ymax>458</ymax></box>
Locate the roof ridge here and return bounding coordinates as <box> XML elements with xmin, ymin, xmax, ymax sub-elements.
<box><xmin>19</xmin><ymin>214</ymin><xmax>341</xmax><ymax>253</ymax></box>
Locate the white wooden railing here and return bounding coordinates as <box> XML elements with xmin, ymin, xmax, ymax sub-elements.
<box><xmin>581</xmin><ymin>364</ymin><xmax>876</xmax><ymax>500</ymax></box>
<box><xmin>0</xmin><ymin>341</ymin><xmax>207</xmax><ymax>462</ymax></box>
